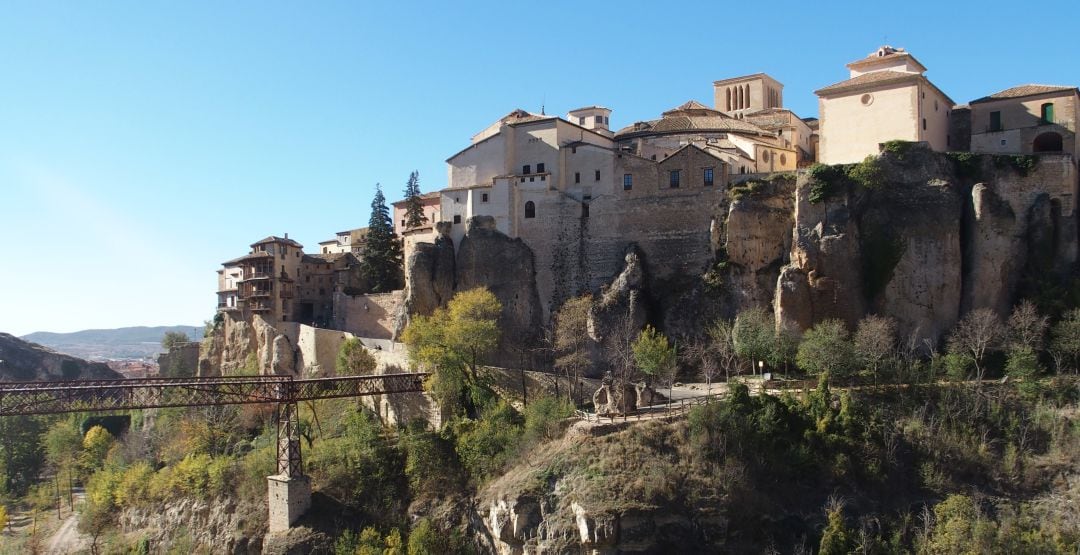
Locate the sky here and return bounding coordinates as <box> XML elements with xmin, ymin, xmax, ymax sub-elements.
<box><xmin>1</xmin><ymin>1</ymin><xmax>1077</xmax><ymax>336</ymax></box>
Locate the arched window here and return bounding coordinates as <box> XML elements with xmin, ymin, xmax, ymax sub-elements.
<box><xmin>726</xmin><ymin>88</ymin><xmax>731</xmax><ymax>111</ymax></box>
<box><xmin>1033</xmin><ymin>132</ymin><xmax>1063</xmax><ymax>152</ymax></box>
<box><xmin>1041</xmin><ymin>103</ymin><xmax>1055</xmax><ymax>124</ymax></box>
<box><xmin>745</xmin><ymin>84</ymin><xmax>750</xmax><ymax>108</ymax></box>
<box><xmin>524</xmin><ymin>201</ymin><xmax>536</xmax><ymax>219</ymax></box>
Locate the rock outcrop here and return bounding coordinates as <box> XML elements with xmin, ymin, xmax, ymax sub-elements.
<box><xmin>399</xmin><ymin>222</ymin><xmax>456</xmax><ymax>331</ymax></box>
<box><xmin>0</xmin><ymin>333</ymin><xmax>121</xmax><ymax>381</ymax></box>
<box><xmin>156</xmin><ymin>341</ymin><xmax>201</xmax><ymax>377</ymax></box>
<box><xmin>198</xmin><ymin>313</ymin><xmax>295</xmax><ymax>376</ymax></box>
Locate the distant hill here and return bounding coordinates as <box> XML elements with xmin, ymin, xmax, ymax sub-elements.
<box><xmin>0</xmin><ymin>333</ymin><xmax>122</xmax><ymax>381</ymax></box>
<box><xmin>21</xmin><ymin>325</ymin><xmax>204</xmax><ymax>361</ymax></box>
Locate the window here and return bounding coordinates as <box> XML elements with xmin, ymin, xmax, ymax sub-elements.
<box><xmin>704</xmin><ymin>167</ymin><xmax>714</xmax><ymax>187</ymax></box>
<box><xmin>1041</xmin><ymin>103</ymin><xmax>1055</xmax><ymax>124</ymax></box>
<box><xmin>523</xmin><ymin>164</ymin><xmax>531</xmax><ymax>174</ymax></box>
<box><xmin>595</xmin><ymin>115</ymin><xmax>603</xmax><ymax>125</ymax></box>
<box><xmin>582</xmin><ymin>195</ymin><xmax>591</xmax><ymax>218</ymax></box>
<box><xmin>623</xmin><ymin>174</ymin><xmax>633</xmax><ymax>190</ymax></box>
<box><xmin>990</xmin><ymin>111</ymin><xmax>1002</xmax><ymax>132</ymax></box>
<box><xmin>453</xmin><ymin>215</ymin><xmax>461</xmax><ymax>224</ymax></box>
<box><xmin>669</xmin><ymin>170</ymin><xmax>680</xmax><ymax>188</ymax></box>
<box><xmin>578</xmin><ymin>117</ymin><xmax>585</xmax><ymax>125</ymax></box>
<box><xmin>594</xmin><ymin>170</ymin><xmax>600</xmax><ymax>181</ymax></box>
<box><xmin>524</xmin><ymin>201</ymin><xmax>535</xmax><ymax>218</ymax></box>
<box><xmin>401</xmin><ymin>219</ymin><xmax>405</xmax><ymax>227</ymax></box>
<box><xmin>571</xmin><ymin>147</ymin><xmax>576</xmax><ymax>154</ymax></box>
<box><xmin>537</xmin><ymin>163</ymin><xmax>545</xmax><ymax>173</ymax></box>
<box><xmin>575</xmin><ymin>172</ymin><xmax>580</xmax><ymax>184</ymax></box>
<box><xmin>481</xmin><ymin>193</ymin><xmax>489</xmax><ymax>202</ymax></box>
<box><xmin>922</xmin><ymin>118</ymin><xmax>927</xmax><ymax>131</ymax></box>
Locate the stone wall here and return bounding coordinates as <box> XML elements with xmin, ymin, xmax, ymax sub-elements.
<box><xmin>332</xmin><ymin>290</ymin><xmax>406</xmax><ymax>340</ymax></box>
<box><xmin>156</xmin><ymin>341</ymin><xmax>201</xmax><ymax>377</ymax></box>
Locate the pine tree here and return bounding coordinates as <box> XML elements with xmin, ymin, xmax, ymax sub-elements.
<box><xmin>361</xmin><ymin>184</ymin><xmax>404</xmax><ymax>292</ymax></box>
<box><xmin>403</xmin><ymin>170</ymin><xmax>427</xmax><ymax>229</ymax></box>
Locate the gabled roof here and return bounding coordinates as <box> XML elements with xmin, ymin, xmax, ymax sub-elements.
<box><xmin>846</xmin><ymin>46</ymin><xmax>927</xmax><ymax>73</ymax></box>
<box><xmin>250</xmin><ymin>235</ymin><xmax>303</xmax><ymax>248</ymax></box>
<box><xmin>391</xmin><ymin>191</ymin><xmax>441</xmax><ymax>207</ymax></box>
<box><xmin>222</xmin><ymin>251</ymin><xmax>274</xmax><ymax>266</ymax></box>
<box><xmin>662</xmin><ymin>100</ymin><xmax>722</xmax><ymax>116</ymax></box>
<box><xmin>815</xmin><ymin>70</ymin><xmax>918</xmax><ymax>95</ymax></box>
<box><xmin>970</xmin><ymin>84</ymin><xmax>1079</xmax><ymax>104</ymax></box>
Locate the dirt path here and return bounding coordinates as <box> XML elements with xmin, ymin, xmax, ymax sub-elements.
<box><xmin>44</xmin><ymin>491</ymin><xmax>87</xmax><ymax>555</ymax></box>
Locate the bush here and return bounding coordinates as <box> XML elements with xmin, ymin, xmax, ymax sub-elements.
<box><xmin>847</xmin><ymin>156</ymin><xmax>885</xmax><ymax>189</ymax></box>
<box><xmin>451</xmin><ymin>401</ymin><xmax>523</xmax><ymax>482</ymax></box>
<box><xmin>796</xmin><ymin>320</ymin><xmax>857</xmax><ymax>378</ymax></box>
<box><xmin>522</xmin><ymin>396</ymin><xmax>574</xmax><ymax>445</ymax></box>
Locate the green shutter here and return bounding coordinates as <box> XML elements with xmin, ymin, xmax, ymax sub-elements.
<box><xmin>1042</xmin><ymin>103</ymin><xmax>1054</xmax><ymax>124</ymax></box>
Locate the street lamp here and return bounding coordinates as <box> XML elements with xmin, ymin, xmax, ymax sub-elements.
<box><xmin>758</xmin><ymin>360</ymin><xmax>764</xmax><ymax>378</ymax></box>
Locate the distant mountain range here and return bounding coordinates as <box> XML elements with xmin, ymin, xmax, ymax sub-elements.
<box><xmin>21</xmin><ymin>325</ymin><xmax>204</xmax><ymax>361</ymax></box>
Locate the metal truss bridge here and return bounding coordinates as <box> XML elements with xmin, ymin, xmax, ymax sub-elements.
<box><xmin>0</xmin><ymin>373</ymin><xmax>428</xmax><ymax>479</ymax></box>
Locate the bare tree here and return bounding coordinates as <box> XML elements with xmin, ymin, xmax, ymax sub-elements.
<box><xmin>605</xmin><ymin>299</ymin><xmax>642</xmax><ymax>411</ymax></box>
<box><xmin>853</xmin><ymin>315</ymin><xmax>897</xmax><ymax>383</ymax></box>
<box><xmin>1050</xmin><ymin>308</ymin><xmax>1080</xmax><ymax>374</ymax></box>
<box><xmin>947</xmin><ymin>308</ymin><xmax>1005</xmax><ymax>381</ymax></box>
<box><xmin>681</xmin><ymin>336</ymin><xmax>719</xmax><ymax>397</ymax></box>
<box><xmin>1007</xmin><ymin>300</ymin><xmax>1048</xmax><ymax>353</ymax></box>
<box><xmin>708</xmin><ymin>320</ymin><xmax>740</xmax><ymax>384</ymax></box>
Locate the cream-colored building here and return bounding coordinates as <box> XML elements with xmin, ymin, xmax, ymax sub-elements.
<box><xmin>816</xmin><ymin>46</ymin><xmax>954</xmax><ymax>164</ymax></box>
<box><xmin>713</xmin><ymin>73</ymin><xmax>785</xmax><ymax>118</ymax></box>
<box><xmin>318</xmin><ymin>228</ymin><xmax>369</xmax><ymax>255</ymax></box>
<box><xmin>218</xmin><ymin>235</ymin><xmax>304</xmax><ymax>323</ymax></box>
<box><xmin>969</xmin><ymin>85</ymin><xmax>1080</xmax><ymax>158</ymax></box>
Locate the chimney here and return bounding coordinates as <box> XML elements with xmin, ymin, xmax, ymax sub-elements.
<box><xmin>285</xmin><ymin>233</ymin><xmax>289</xmax><ymax>240</ymax></box>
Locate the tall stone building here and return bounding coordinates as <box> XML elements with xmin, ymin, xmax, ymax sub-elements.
<box><xmin>969</xmin><ymin>85</ymin><xmax>1080</xmax><ymax>158</ymax></box>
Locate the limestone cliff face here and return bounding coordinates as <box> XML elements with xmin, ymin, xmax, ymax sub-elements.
<box><xmin>120</xmin><ymin>497</ymin><xmax>263</xmax><ymax>554</ymax></box>
<box><xmin>456</xmin><ymin>216</ymin><xmax>544</xmax><ymax>366</ymax></box>
<box><xmin>399</xmin><ymin>222</ymin><xmax>456</xmax><ymax>329</ymax></box>
<box><xmin>198</xmin><ymin>313</ymin><xmax>296</xmax><ymax>376</ymax></box>
<box><xmin>775</xmin><ymin>146</ymin><xmax>1076</xmax><ymax>346</ymax></box>
<box><xmin>0</xmin><ymin>333</ymin><xmax>121</xmax><ymax>381</ymax></box>
<box><xmin>725</xmin><ymin>177</ymin><xmax>795</xmax><ymax>313</ymax></box>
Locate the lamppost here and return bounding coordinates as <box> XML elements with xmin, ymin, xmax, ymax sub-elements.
<box><xmin>758</xmin><ymin>360</ymin><xmax>765</xmax><ymax>379</ymax></box>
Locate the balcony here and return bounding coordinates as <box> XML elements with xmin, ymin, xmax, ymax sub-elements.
<box><xmin>242</xmin><ymin>271</ymin><xmax>273</xmax><ymax>281</ymax></box>
<box><xmin>246</xmin><ymin>289</ymin><xmax>273</xmax><ymax>298</ymax></box>
<box><xmin>280</xmin><ymin>289</ymin><xmax>294</xmax><ymax>299</ymax></box>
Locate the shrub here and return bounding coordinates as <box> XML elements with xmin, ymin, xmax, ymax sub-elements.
<box><xmin>451</xmin><ymin>401</ymin><xmax>523</xmax><ymax>482</ymax></box>
<box><xmin>880</xmin><ymin>140</ymin><xmax>918</xmax><ymax>160</ymax></box>
<box><xmin>847</xmin><ymin>156</ymin><xmax>885</xmax><ymax>189</ymax></box>
<box><xmin>947</xmin><ymin>151</ymin><xmax>981</xmax><ymax>180</ymax></box>
<box><xmin>796</xmin><ymin>320</ymin><xmax>857</xmax><ymax>378</ymax></box>
<box><xmin>807</xmin><ymin>163</ymin><xmax>847</xmax><ymax>203</ymax></box>
<box><xmin>522</xmin><ymin>396</ymin><xmax>574</xmax><ymax>445</ymax></box>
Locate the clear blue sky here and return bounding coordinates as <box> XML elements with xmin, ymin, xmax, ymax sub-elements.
<box><xmin>1</xmin><ymin>1</ymin><xmax>1076</xmax><ymax>336</ymax></box>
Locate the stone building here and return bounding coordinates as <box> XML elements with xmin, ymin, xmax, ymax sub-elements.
<box><xmin>392</xmin><ymin>191</ymin><xmax>442</xmax><ymax>253</ymax></box>
<box><xmin>816</xmin><ymin>46</ymin><xmax>954</xmax><ymax>164</ymax></box>
<box><xmin>317</xmin><ymin>227</ymin><xmax>369</xmax><ymax>255</ymax></box>
<box><xmin>968</xmin><ymin>85</ymin><xmax>1080</xmax><ymax>158</ymax></box>
<box><xmin>217</xmin><ymin>236</ymin><xmax>303</xmax><ymax>323</ymax></box>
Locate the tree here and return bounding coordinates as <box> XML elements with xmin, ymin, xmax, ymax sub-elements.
<box><xmin>361</xmin><ymin>184</ymin><xmax>405</xmax><ymax>293</ymax></box>
<box><xmin>796</xmin><ymin>319</ymin><xmax>857</xmax><ymax>378</ymax></box>
<box><xmin>161</xmin><ymin>331</ymin><xmax>189</xmax><ymax>350</ymax></box>
<box><xmin>553</xmin><ymin>295</ymin><xmax>592</xmax><ymax>403</ymax></box>
<box><xmin>853</xmin><ymin>314</ymin><xmax>897</xmax><ymax>382</ymax></box>
<box><xmin>681</xmin><ymin>335</ymin><xmax>718</xmax><ymax>396</ymax></box>
<box><xmin>402</xmin><ymin>171</ymin><xmax>427</xmax><ymax>230</ymax></box>
<box><xmin>336</xmin><ymin>338</ymin><xmax>378</xmax><ymax>376</ymax></box>
<box><xmin>402</xmin><ymin>287</ymin><xmax>502</xmax><ymax>417</ymax></box>
<box><xmin>80</xmin><ymin>426</ymin><xmax>115</xmax><ymax>473</ymax></box>
<box><xmin>44</xmin><ymin>418</ymin><xmax>83</xmax><ymax>478</ymax></box>
<box><xmin>1049</xmin><ymin>308</ymin><xmax>1080</xmax><ymax>374</ymax></box>
<box><xmin>0</xmin><ymin>415</ymin><xmax>47</xmax><ymax>496</ymax></box>
<box><xmin>633</xmin><ymin>325</ymin><xmax>677</xmax><ymax>405</ymax></box>
<box><xmin>1007</xmin><ymin>300</ymin><xmax>1048</xmax><ymax>353</ymax></box>
<box><xmin>732</xmin><ymin>308</ymin><xmax>774</xmax><ymax>376</ymax></box>
<box><xmin>707</xmin><ymin>320</ymin><xmax>740</xmax><ymax>383</ymax></box>
<box><xmin>947</xmin><ymin>308</ymin><xmax>1005</xmax><ymax>381</ymax></box>
<box><xmin>819</xmin><ymin>504</ymin><xmax>854</xmax><ymax>555</ymax></box>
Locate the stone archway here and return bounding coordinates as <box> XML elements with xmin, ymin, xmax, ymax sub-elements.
<box><xmin>1033</xmin><ymin>132</ymin><xmax>1063</xmax><ymax>153</ymax></box>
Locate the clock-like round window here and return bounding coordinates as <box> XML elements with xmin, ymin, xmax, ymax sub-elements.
<box><xmin>861</xmin><ymin>93</ymin><xmax>874</xmax><ymax>106</ymax></box>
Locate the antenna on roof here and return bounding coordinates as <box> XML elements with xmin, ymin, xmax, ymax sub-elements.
<box><xmin>541</xmin><ymin>94</ymin><xmax>545</xmax><ymax>115</ymax></box>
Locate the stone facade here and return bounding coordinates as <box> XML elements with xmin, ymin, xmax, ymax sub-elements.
<box><xmin>332</xmin><ymin>290</ymin><xmax>405</xmax><ymax>340</ymax></box>
<box><xmin>969</xmin><ymin>86</ymin><xmax>1080</xmax><ymax>158</ymax></box>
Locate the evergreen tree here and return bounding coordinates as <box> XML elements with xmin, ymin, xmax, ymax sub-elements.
<box><xmin>361</xmin><ymin>184</ymin><xmax>405</xmax><ymax>292</ymax></box>
<box><xmin>403</xmin><ymin>170</ymin><xmax>427</xmax><ymax>229</ymax></box>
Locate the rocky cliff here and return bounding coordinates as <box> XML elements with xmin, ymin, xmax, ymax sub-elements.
<box><xmin>199</xmin><ymin>313</ymin><xmax>295</xmax><ymax>376</ymax></box>
<box><xmin>0</xmin><ymin>333</ymin><xmax>122</xmax><ymax>381</ymax></box>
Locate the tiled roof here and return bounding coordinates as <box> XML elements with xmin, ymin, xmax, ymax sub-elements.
<box><xmin>815</xmin><ymin>71</ymin><xmax>918</xmax><ymax>95</ymax></box>
<box><xmin>615</xmin><ymin>112</ymin><xmax>768</xmax><ymax>138</ymax></box>
<box><xmin>222</xmin><ymin>252</ymin><xmax>273</xmax><ymax>265</ymax></box>
<box><xmin>302</xmin><ymin>253</ymin><xmax>348</xmax><ymax>264</ymax></box>
<box><xmin>970</xmin><ymin>84</ymin><xmax>1078</xmax><ymax>104</ymax></box>
<box><xmin>251</xmin><ymin>235</ymin><xmax>303</xmax><ymax>248</ymax></box>
<box><xmin>662</xmin><ymin>99</ymin><xmax>718</xmax><ymax>115</ymax></box>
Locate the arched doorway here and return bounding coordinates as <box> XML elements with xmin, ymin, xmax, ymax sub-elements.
<box><xmin>1033</xmin><ymin>132</ymin><xmax>1063</xmax><ymax>152</ymax></box>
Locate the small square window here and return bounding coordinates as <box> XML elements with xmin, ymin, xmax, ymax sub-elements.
<box><xmin>669</xmin><ymin>170</ymin><xmax>680</xmax><ymax>188</ymax></box>
<box><xmin>537</xmin><ymin>163</ymin><xmax>545</xmax><ymax>173</ymax></box>
<box><xmin>523</xmin><ymin>164</ymin><xmax>531</xmax><ymax>174</ymax></box>
<box><xmin>453</xmin><ymin>215</ymin><xmax>461</xmax><ymax>224</ymax></box>
<box><xmin>481</xmin><ymin>193</ymin><xmax>489</xmax><ymax>202</ymax></box>
<box><xmin>623</xmin><ymin>174</ymin><xmax>633</xmax><ymax>190</ymax></box>
<box><xmin>594</xmin><ymin>170</ymin><xmax>600</xmax><ymax>181</ymax></box>
<box><xmin>575</xmin><ymin>172</ymin><xmax>580</xmax><ymax>184</ymax></box>
<box><xmin>571</xmin><ymin>147</ymin><xmax>577</xmax><ymax>154</ymax></box>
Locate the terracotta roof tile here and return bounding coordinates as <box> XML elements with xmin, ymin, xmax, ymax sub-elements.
<box><xmin>815</xmin><ymin>71</ymin><xmax>917</xmax><ymax>95</ymax></box>
<box><xmin>970</xmin><ymin>84</ymin><xmax>1078</xmax><ymax>104</ymax></box>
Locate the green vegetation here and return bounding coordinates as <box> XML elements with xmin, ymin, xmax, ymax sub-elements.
<box><xmin>880</xmin><ymin>139</ymin><xmax>919</xmax><ymax>160</ymax></box>
<box><xmin>946</xmin><ymin>151</ymin><xmax>981</xmax><ymax>180</ymax></box>
<box><xmin>993</xmin><ymin>153</ymin><xmax>1038</xmax><ymax>176</ymax></box>
<box><xmin>807</xmin><ymin>156</ymin><xmax>886</xmax><ymax>203</ymax></box>
<box><xmin>361</xmin><ymin>184</ymin><xmax>405</xmax><ymax>293</ymax></box>
<box><xmin>796</xmin><ymin>319</ymin><xmax>857</xmax><ymax>378</ymax></box>
<box><xmin>336</xmin><ymin>337</ymin><xmax>377</xmax><ymax>376</ymax></box>
<box><xmin>402</xmin><ymin>287</ymin><xmax>502</xmax><ymax>417</ymax></box>
<box><xmin>161</xmin><ymin>331</ymin><xmax>190</xmax><ymax>350</ymax></box>
<box><xmin>401</xmin><ymin>170</ymin><xmax>428</xmax><ymax>230</ymax></box>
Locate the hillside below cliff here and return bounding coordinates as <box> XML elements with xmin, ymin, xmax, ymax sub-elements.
<box><xmin>0</xmin><ymin>332</ymin><xmax>122</xmax><ymax>381</ymax></box>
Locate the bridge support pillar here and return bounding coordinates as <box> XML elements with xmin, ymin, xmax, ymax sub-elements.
<box><xmin>267</xmin><ymin>473</ymin><xmax>311</xmax><ymax>532</ymax></box>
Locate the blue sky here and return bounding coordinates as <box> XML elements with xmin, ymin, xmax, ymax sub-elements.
<box><xmin>1</xmin><ymin>1</ymin><xmax>1077</xmax><ymax>336</ymax></box>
